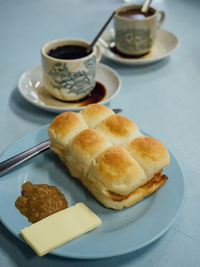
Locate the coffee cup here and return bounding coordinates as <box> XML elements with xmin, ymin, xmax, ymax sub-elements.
<box><xmin>114</xmin><ymin>5</ymin><xmax>165</xmax><ymax>56</ymax></box>
<box><xmin>41</xmin><ymin>39</ymin><xmax>101</xmax><ymax>101</ymax></box>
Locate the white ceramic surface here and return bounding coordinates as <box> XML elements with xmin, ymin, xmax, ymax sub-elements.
<box><xmin>41</xmin><ymin>39</ymin><xmax>99</xmax><ymax>101</ymax></box>
<box><xmin>98</xmin><ymin>28</ymin><xmax>179</xmax><ymax>65</ymax></box>
<box><xmin>18</xmin><ymin>64</ymin><xmax>121</xmax><ymax>113</ymax></box>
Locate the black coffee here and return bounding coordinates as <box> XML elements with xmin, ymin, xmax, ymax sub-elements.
<box><xmin>48</xmin><ymin>45</ymin><xmax>90</xmax><ymax>60</ymax></box>
<box><xmin>118</xmin><ymin>8</ymin><xmax>154</xmax><ymax>20</ymax></box>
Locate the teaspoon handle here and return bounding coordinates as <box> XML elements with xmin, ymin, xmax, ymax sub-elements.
<box><xmin>141</xmin><ymin>0</ymin><xmax>152</xmax><ymax>13</ymax></box>
<box><xmin>87</xmin><ymin>11</ymin><xmax>116</xmax><ymax>54</ymax></box>
<box><xmin>0</xmin><ymin>108</ymin><xmax>122</xmax><ymax>176</ymax></box>
<box><xmin>0</xmin><ymin>140</ymin><xmax>50</xmax><ymax>176</ymax></box>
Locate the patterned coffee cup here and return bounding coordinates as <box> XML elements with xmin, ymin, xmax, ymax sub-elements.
<box><xmin>114</xmin><ymin>5</ymin><xmax>165</xmax><ymax>56</ymax></box>
<box><xmin>41</xmin><ymin>39</ymin><xmax>101</xmax><ymax>101</ymax></box>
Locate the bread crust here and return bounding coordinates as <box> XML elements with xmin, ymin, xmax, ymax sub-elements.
<box><xmin>96</xmin><ymin>114</ymin><xmax>142</xmax><ymax>145</ymax></box>
<box><xmin>89</xmin><ymin>146</ymin><xmax>147</xmax><ymax>195</ymax></box>
<box><xmin>64</xmin><ymin>128</ymin><xmax>112</xmax><ymax>179</ymax></box>
<box><xmin>126</xmin><ymin>136</ymin><xmax>170</xmax><ymax>181</ymax></box>
<box><xmin>80</xmin><ymin>172</ymin><xmax>167</xmax><ymax>210</ymax></box>
<box><xmin>80</xmin><ymin>104</ymin><xmax>114</xmax><ymax>128</ymax></box>
<box><xmin>48</xmin><ymin>112</ymin><xmax>87</xmax><ymax>157</ymax></box>
<box><xmin>48</xmin><ymin>104</ymin><xmax>170</xmax><ymax>210</ymax></box>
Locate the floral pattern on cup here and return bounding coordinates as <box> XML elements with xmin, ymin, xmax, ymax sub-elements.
<box><xmin>48</xmin><ymin>55</ymin><xmax>96</xmax><ymax>95</ymax></box>
<box><xmin>114</xmin><ymin>5</ymin><xmax>165</xmax><ymax>56</ymax></box>
<box><xmin>115</xmin><ymin>28</ymin><xmax>152</xmax><ymax>54</ymax></box>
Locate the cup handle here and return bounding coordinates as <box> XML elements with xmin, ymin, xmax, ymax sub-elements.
<box><xmin>95</xmin><ymin>44</ymin><xmax>102</xmax><ymax>62</ymax></box>
<box><xmin>156</xmin><ymin>10</ymin><xmax>165</xmax><ymax>29</ymax></box>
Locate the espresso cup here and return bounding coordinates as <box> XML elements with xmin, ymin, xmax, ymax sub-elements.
<box><xmin>114</xmin><ymin>5</ymin><xmax>165</xmax><ymax>56</ymax></box>
<box><xmin>41</xmin><ymin>39</ymin><xmax>101</xmax><ymax>101</ymax></box>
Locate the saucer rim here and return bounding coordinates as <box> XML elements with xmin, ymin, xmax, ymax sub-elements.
<box><xmin>18</xmin><ymin>63</ymin><xmax>121</xmax><ymax>113</ymax></box>
<box><xmin>99</xmin><ymin>28</ymin><xmax>179</xmax><ymax>65</ymax></box>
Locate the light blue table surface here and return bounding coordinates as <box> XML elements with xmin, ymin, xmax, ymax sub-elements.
<box><xmin>0</xmin><ymin>0</ymin><xmax>200</xmax><ymax>266</ymax></box>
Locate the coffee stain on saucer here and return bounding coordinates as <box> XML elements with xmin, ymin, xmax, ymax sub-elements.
<box><xmin>110</xmin><ymin>43</ymin><xmax>165</xmax><ymax>59</ymax></box>
<box><xmin>38</xmin><ymin>81</ymin><xmax>106</xmax><ymax>108</ymax></box>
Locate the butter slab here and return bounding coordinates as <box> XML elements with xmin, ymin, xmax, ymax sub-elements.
<box><xmin>20</xmin><ymin>202</ymin><xmax>102</xmax><ymax>256</ymax></box>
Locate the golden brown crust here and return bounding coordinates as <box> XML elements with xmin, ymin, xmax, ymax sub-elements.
<box><xmin>48</xmin><ymin>104</ymin><xmax>170</xmax><ymax>210</ymax></box>
<box><xmin>70</xmin><ymin>128</ymin><xmax>111</xmax><ymax>157</ymax></box>
<box><xmin>89</xmin><ymin>146</ymin><xmax>147</xmax><ymax>195</ymax></box>
<box><xmin>80</xmin><ymin>104</ymin><xmax>114</xmax><ymax>128</ymax></box>
<box><xmin>64</xmin><ymin>129</ymin><xmax>111</xmax><ymax>179</ymax></box>
<box><xmin>142</xmin><ymin>172</ymin><xmax>168</xmax><ymax>196</ymax></box>
<box><xmin>106</xmin><ymin>172</ymin><xmax>168</xmax><ymax>201</ymax></box>
<box><xmin>48</xmin><ymin>112</ymin><xmax>87</xmax><ymax>157</ymax></box>
<box><xmin>96</xmin><ymin>114</ymin><xmax>142</xmax><ymax>145</ymax></box>
<box><xmin>48</xmin><ymin>112</ymin><xmax>87</xmax><ymax>139</ymax></box>
<box><xmin>79</xmin><ymin>172</ymin><xmax>167</xmax><ymax>210</ymax></box>
<box><xmin>125</xmin><ymin>136</ymin><xmax>170</xmax><ymax>181</ymax></box>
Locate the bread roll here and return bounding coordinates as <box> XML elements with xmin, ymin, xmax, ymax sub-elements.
<box><xmin>80</xmin><ymin>104</ymin><xmax>114</xmax><ymax>128</ymax></box>
<box><xmin>48</xmin><ymin>112</ymin><xmax>87</xmax><ymax>158</ymax></box>
<box><xmin>96</xmin><ymin>114</ymin><xmax>143</xmax><ymax>145</ymax></box>
<box><xmin>125</xmin><ymin>136</ymin><xmax>170</xmax><ymax>181</ymax></box>
<box><xmin>88</xmin><ymin>146</ymin><xmax>147</xmax><ymax>195</ymax></box>
<box><xmin>48</xmin><ymin>104</ymin><xmax>170</xmax><ymax>210</ymax></box>
<box><xmin>65</xmin><ymin>128</ymin><xmax>112</xmax><ymax>179</ymax></box>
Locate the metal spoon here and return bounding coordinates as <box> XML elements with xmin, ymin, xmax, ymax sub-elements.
<box><xmin>141</xmin><ymin>0</ymin><xmax>152</xmax><ymax>13</ymax></box>
<box><xmin>86</xmin><ymin>11</ymin><xmax>116</xmax><ymax>54</ymax></box>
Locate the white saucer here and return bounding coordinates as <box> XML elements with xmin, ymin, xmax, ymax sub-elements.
<box><xmin>18</xmin><ymin>63</ymin><xmax>121</xmax><ymax>113</ymax></box>
<box><xmin>98</xmin><ymin>28</ymin><xmax>179</xmax><ymax>65</ymax></box>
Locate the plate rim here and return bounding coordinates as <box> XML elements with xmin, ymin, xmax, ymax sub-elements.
<box><xmin>0</xmin><ymin>125</ymin><xmax>185</xmax><ymax>259</ymax></box>
<box><xmin>18</xmin><ymin>63</ymin><xmax>121</xmax><ymax>113</ymax></box>
<box><xmin>99</xmin><ymin>28</ymin><xmax>179</xmax><ymax>65</ymax></box>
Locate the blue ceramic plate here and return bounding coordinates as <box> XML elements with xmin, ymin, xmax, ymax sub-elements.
<box><xmin>0</xmin><ymin>125</ymin><xmax>185</xmax><ymax>259</ymax></box>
